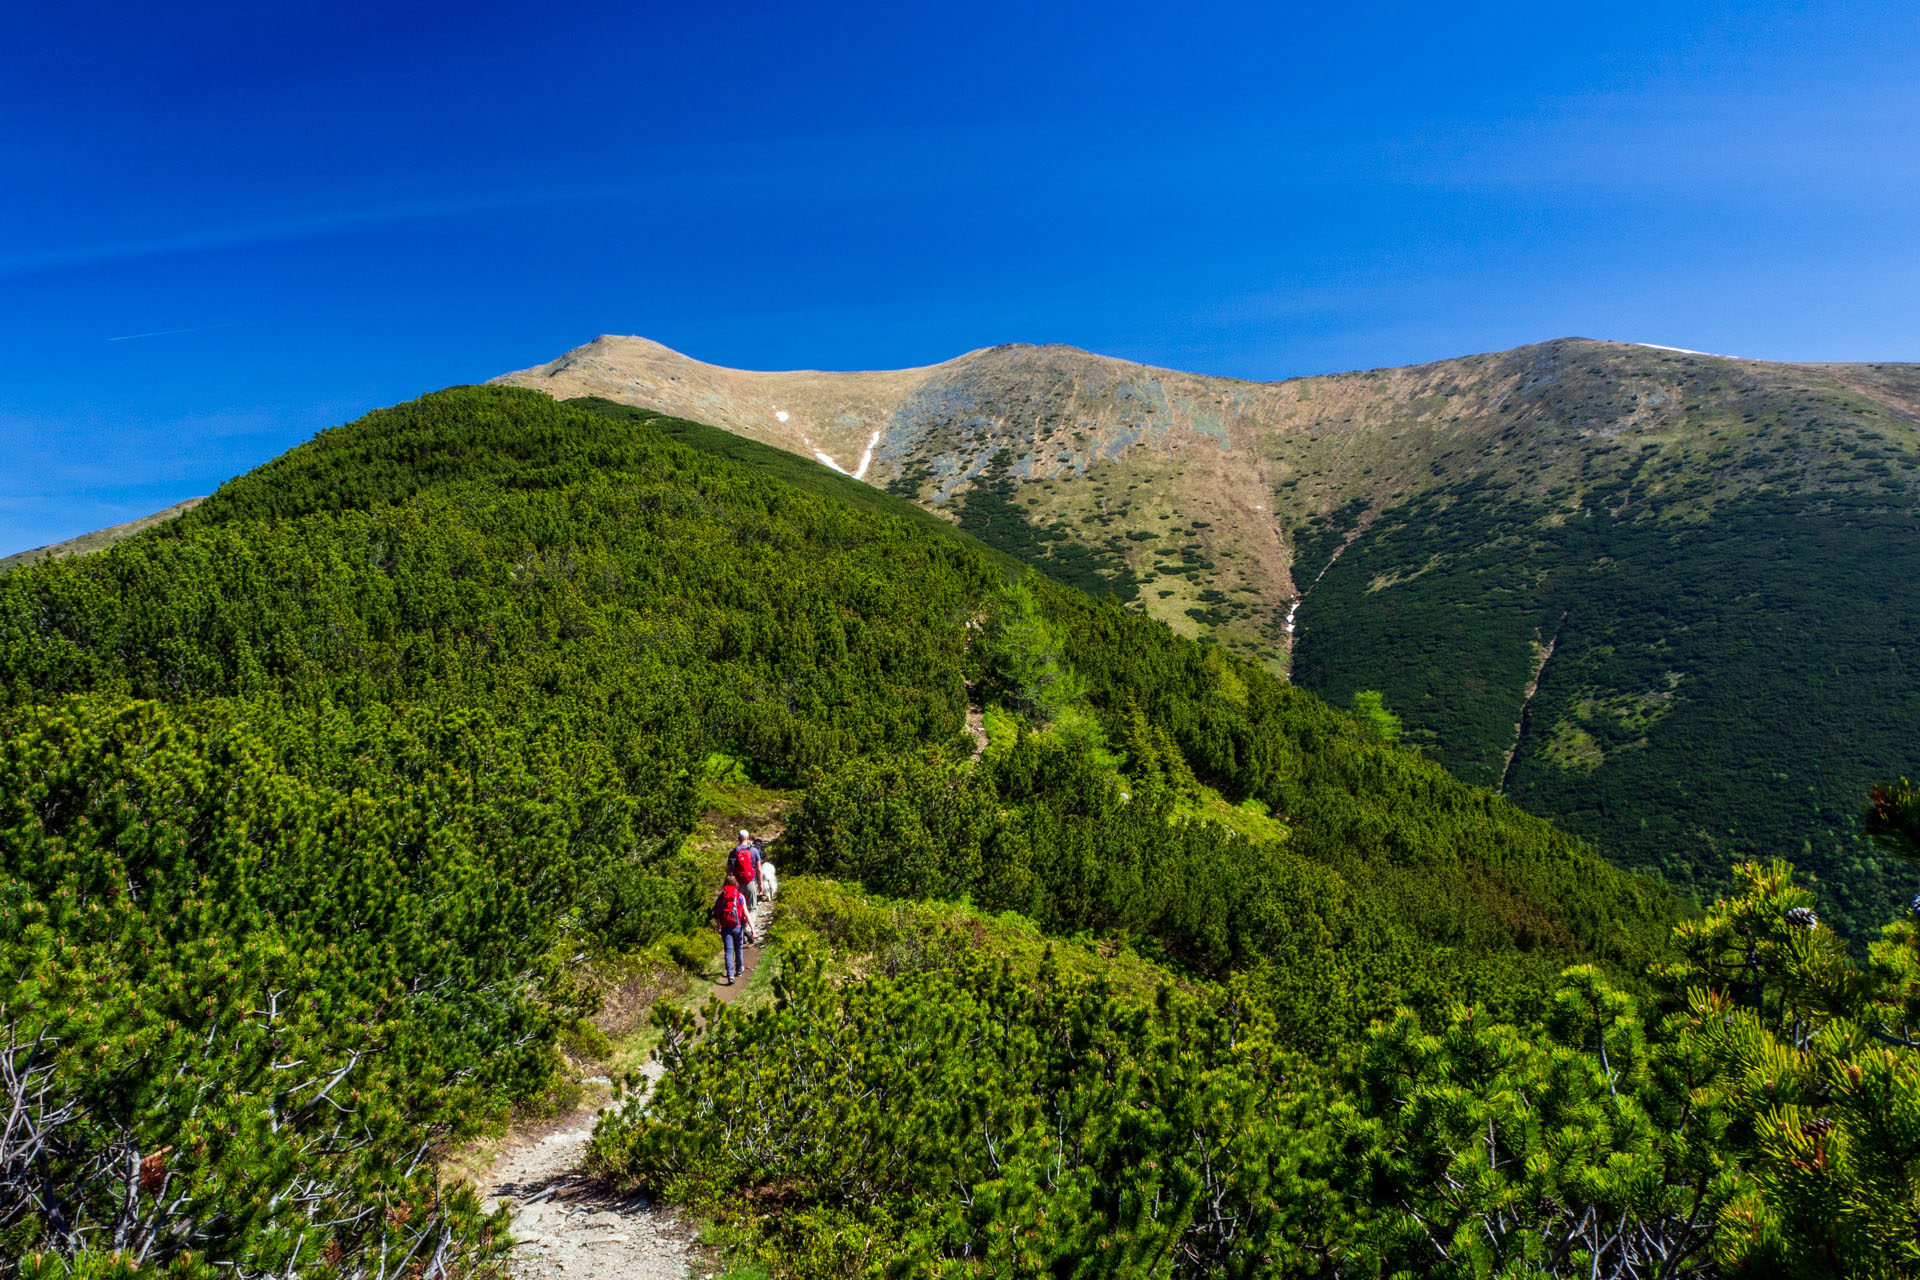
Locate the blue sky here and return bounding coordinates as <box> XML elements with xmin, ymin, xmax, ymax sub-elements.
<box><xmin>2</xmin><ymin>0</ymin><xmax>1916</xmax><ymax>555</ymax></box>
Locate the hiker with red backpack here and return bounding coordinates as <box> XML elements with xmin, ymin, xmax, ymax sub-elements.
<box><xmin>712</xmin><ymin>872</ymin><xmax>754</xmax><ymax>985</ymax></box>
<box><xmin>729</xmin><ymin>832</ymin><xmax>761</xmax><ymax>915</ymax></box>
<box><xmin>738</xmin><ymin>827</ymin><xmax>777</xmax><ymax>900</ymax></box>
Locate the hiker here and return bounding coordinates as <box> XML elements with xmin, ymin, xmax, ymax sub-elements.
<box><xmin>739</xmin><ymin>827</ymin><xmax>777</xmax><ymax>901</ymax></box>
<box><xmin>712</xmin><ymin>872</ymin><xmax>752</xmax><ymax>985</ymax></box>
<box><xmin>729</xmin><ymin>831</ymin><xmax>761</xmax><ymax>914</ymax></box>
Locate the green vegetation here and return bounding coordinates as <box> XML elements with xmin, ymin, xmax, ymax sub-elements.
<box><xmin>566</xmin><ymin>395</ymin><xmax>1015</xmax><ymax>562</ymax></box>
<box><xmin>953</xmin><ymin>450</ymin><xmax>1141</xmax><ymax>601</ymax></box>
<box><xmin>24</xmin><ymin>379</ymin><xmax>1898</xmax><ymax>1277</ymax></box>
<box><xmin>1349</xmin><ymin>688</ymin><xmax>1402</xmax><ymax>743</ymax></box>
<box><xmin>1870</xmin><ymin>777</ymin><xmax>1920</xmax><ymax>860</ymax></box>
<box><xmin>592</xmin><ymin>860</ymin><xmax>1920</xmax><ymax>1278</ymax></box>
<box><xmin>0</xmin><ymin>697</ymin><xmax>583</xmax><ymax>1275</ymax></box>
<box><xmin>0</xmin><ymin>387</ymin><xmax>1005</xmax><ymax>1274</ymax></box>
<box><xmin>833</xmin><ymin>337</ymin><xmax>1920</xmax><ymax>942</ymax></box>
<box><xmin>1293</xmin><ymin>474</ymin><xmax>1920</xmax><ymax>936</ymax></box>
<box><xmin>772</xmin><ymin>876</ymin><xmax>1200</xmax><ymax>997</ymax></box>
<box><xmin>789</xmin><ymin>564</ymin><xmax>1677</xmax><ymax>1040</ymax></box>
<box><xmin>977</xmin><ymin>576</ymin><xmax>1086</xmax><ymax>726</ymax></box>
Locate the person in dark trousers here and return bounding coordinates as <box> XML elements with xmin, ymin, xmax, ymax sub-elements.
<box><xmin>713</xmin><ymin>872</ymin><xmax>751</xmax><ymax>985</ymax></box>
<box><xmin>729</xmin><ymin>832</ymin><xmax>761</xmax><ymax>915</ymax></box>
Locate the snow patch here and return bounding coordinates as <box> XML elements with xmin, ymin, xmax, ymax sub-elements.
<box><xmin>799</xmin><ymin>432</ymin><xmax>878</xmax><ymax>482</ymax></box>
<box><xmin>852</xmin><ymin>431</ymin><xmax>882</xmax><ymax>481</ymax></box>
<box><xmin>1625</xmin><ymin>342</ymin><xmax>1731</xmax><ymax>359</ymax></box>
<box><xmin>802</xmin><ymin>435</ymin><xmax>850</xmax><ymax>475</ymax></box>
<box><xmin>775</xmin><ymin>410</ymin><xmax>789</xmax><ymax>423</ymax></box>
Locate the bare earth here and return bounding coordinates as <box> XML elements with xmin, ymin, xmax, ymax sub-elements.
<box><xmin>477</xmin><ymin>1064</ymin><xmax>693</xmax><ymax>1280</ymax></box>
<box><xmin>473</xmin><ymin>894</ymin><xmax>775</xmax><ymax>1280</ymax></box>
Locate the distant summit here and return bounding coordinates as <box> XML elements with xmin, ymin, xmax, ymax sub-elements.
<box><xmin>0</xmin><ymin>496</ymin><xmax>204</xmax><ymax>574</ymax></box>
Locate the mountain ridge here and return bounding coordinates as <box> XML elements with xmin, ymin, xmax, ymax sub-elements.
<box><xmin>498</xmin><ymin>333</ymin><xmax>1920</xmax><ymax>932</ymax></box>
<box><xmin>0</xmin><ymin>496</ymin><xmax>204</xmax><ymax>573</ymax></box>
<box><xmin>12</xmin><ymin>333</ymin><xmax>1916</xmax><ymax>928</ymax></box>
<box><xmin>495</xmin><ymin>332</ymin><xmax>1920</xmax><ymax>663</ymax></box>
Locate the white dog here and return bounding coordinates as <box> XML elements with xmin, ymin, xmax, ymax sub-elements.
<box><xmin>757</xmin><ymin>856</ymin><xmax>779</xmax><ymax>901</ymax></box>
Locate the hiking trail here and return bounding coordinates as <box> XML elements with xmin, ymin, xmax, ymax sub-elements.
<box><xmin>471</xmin><ymin>890</ymin><xmax>777</xmax><ymax>1279</ymax></box>
<box><xmin>964</xmin><ymin>680</ymin><xmax>989</xmax><ymax>760</ymax></box>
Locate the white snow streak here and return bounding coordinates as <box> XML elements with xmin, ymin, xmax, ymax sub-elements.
<box><xmin>1626</xmin><ymin>342</ymin><xmax>1733</xmax><ymax>359</ymax></box>
<box><xmin>802</xmin><ymin>435</ymin><xmax>850</xmax><ymax>475</ymax></box>
<box><xmin>852</xmin><ymin>431</ymin><xmax>881</xmax><ymax>481</ymax></box>
<box><xmin>800</xmin><ymin>432</ymin><xmax>879</xmax><ymax>482</ymax></box>
<box><xmin>1284</xmin><ymin>541</ymin><xmax>1352</xmax><ymax>636</ymax></box>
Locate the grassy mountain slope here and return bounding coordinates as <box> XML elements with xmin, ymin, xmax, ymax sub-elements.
<box><xmin>0</xmin><ymin>385</ymin><xmax>1674</xmax><ymax>1274</ymax></box>
<box><xmin>500</xmin><ymin>336</ymin><xmax>1920</xmax><ymax>934</ymax></box>
<box><xmin>0</xmin><ymin>496</ymin><xmax>203</xmax><ymax>573</ymax></box>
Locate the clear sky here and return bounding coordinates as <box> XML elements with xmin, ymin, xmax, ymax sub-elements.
<box><xmin>2</xmin><ymin>0</ymin><xmax>1916</xmax><ymax>555</ymax></box>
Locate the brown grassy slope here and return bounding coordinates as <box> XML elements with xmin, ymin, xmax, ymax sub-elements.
<box><xmin>495</xmin><ymin>336</ymin><xmax>1920</xmax><ymax>672</ymax></box>
<box><xmin>0</xmin><ymin>497</ymin><xmax>204</xmax><ymax>574</ymax></box>
<box><xmin>493</xmin><ymin>334</ymin><xmax>944</xmax><ymax>471</ymax></box>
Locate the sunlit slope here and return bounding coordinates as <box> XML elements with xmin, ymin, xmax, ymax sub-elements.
<box><xmin>499</xmin><ymin>336</ymin><xmax>1920</xmax><ymax>662</ymax></box>
<box><xmin>501</xmin><ymin>336</ymin><xmax>1920</xmax><ymax>931</ymax></box>
<box><xmin>0</xmin><ymin>496</ymin><xmax>203</xmax><ymax>573</ymax></box>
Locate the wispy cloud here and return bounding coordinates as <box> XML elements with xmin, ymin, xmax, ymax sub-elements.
<box><xmin>106</xmin><ymin>322</ymin><xmax>237</xmax><ymax>342</ymax></box>
<box><xmin>0</xmin><ymin>186</ymin><xmax>597</xmax><ymax>282</ymax></box>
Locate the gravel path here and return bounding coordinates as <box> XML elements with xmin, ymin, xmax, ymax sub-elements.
<box><xmin>474</xmin><ymin>893</ymin><xmax>776</xmax><ymax>1280</ymax></box>
<box><xmin>478</xmin><ymin>1058</ymin><xmax>694</xmax><ymax>1280</ymax></box>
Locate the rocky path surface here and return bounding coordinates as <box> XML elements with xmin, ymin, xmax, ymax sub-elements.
<box><xmin>477</xmin><ymin>1058</ymin><xmax>692</xmax><ymax>1280</ymax></box>
<box><xmin>473</xmin><ymin>892</ymin><xmax>776</xmax><ymax>1280</ymax></box>
<box><xmin>964</xmin><ymin>681</ymin><xmax>988</xmax><ymax>760</ymax></box>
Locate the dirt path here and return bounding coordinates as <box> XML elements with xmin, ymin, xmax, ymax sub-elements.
<box><xmin>964</xmin><ymin>682</ymin><xmax>988</xmax><ymax>760</ymax></box>
<box><xmin>473</xmin><ymin>892</ymin><xmax>777</xmax><ymax>1279</ymax></box>
<box><xmin>476</xmin><ymin>1058</ymin><xmax>694</xmax><ymax>1280</ymax></box>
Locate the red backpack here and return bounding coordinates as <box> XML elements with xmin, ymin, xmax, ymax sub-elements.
<box><xmin>715</xmin><ymin>884</ymin><xmax>746</xmax><ymax>928</ymax></box>
<box><xmin>730</xmin><ymin>845</ymin><xmax>756</xmax><ymax>885</ymax></box>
